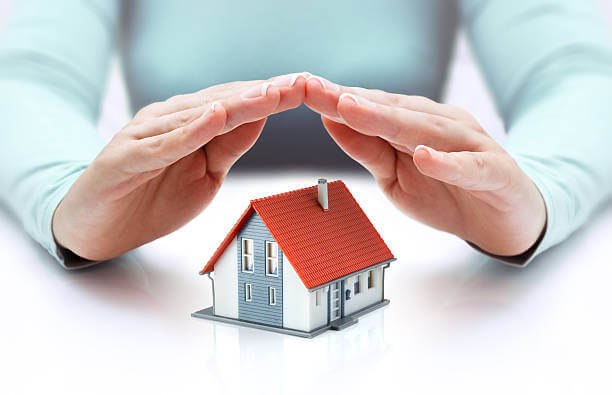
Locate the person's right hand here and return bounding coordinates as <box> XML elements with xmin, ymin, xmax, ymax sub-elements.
<box><xmin>52</xmin><ymin>74</ymin><xmax>307</xmax><ymax>261</ymax></box>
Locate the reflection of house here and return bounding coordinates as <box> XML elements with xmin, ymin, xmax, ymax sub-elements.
<box><xmin>192</xmin><ymin>179</ymin><xmax>396</xmax><ymax>338</ymax></box>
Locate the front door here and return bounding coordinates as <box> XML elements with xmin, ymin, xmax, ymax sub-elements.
<box><xmin>329</xmin><ymin>282</ymin><xmax>341</xmax><ymax>322</ymax></box>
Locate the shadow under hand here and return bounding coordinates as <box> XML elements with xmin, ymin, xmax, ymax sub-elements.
<box><xmin>416</xmin><ymin>204</ymin><xmax>611</xmax><ymax>329</ymax></box>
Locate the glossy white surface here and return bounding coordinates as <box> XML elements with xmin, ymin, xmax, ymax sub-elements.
<box><xmin>2</xmin><ymin>2</ymin><xmax>611</xmax><ymax>393</ymax></box>
<box><xmin>1</xmin><ymin>172</ymin><xmax>612</xmax><ymax>395</ymax></box>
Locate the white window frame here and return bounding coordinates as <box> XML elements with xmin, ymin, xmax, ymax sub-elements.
<box><xmin>315</xmin><ymin>290</ymin><xmax>320</xmax><ymax>306</ymax></box>
<box><xmin>265</xmin><ymin>241</ymin><xmax>279</xmax><ymax>277</ymax></box>
<box><xmin>269</xmin><ymin>287</ymin><xmax>276</xmax><ymax>305</ymax></box>
<box><xmin>241</xmin><ymin>238</ymin><xmax>254</xmax><ymax>273</ymax></box>
<box><xmin>368</xmin><ymin>270</ymin><xmax>374</xmax><ymax>289</ymax></box>
<box><xmin>245</xmin><ymin>283</ymin><xmax>252</xmax><ymax>301</ymax></box>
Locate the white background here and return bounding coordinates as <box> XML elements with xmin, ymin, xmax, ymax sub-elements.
<box><xmin>1</xmin><ymin>1</ymin><xmax>612</xmax><ymax>394</ymax></box>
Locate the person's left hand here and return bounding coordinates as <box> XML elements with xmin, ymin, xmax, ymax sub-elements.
<box><xmin>304</xmin><ymin>76</ymin><xmax>546</xmax><ymax>257</ymax></box>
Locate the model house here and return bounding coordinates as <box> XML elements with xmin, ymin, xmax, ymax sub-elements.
<box><xmin>192</xmin><ymin>179</ymin><xmax>396</xmax><ymax>338</ymax></box>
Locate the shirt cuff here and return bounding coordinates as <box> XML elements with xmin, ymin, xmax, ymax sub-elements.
<box><xmin>42</xmin><ymin>167</ymin><xmax>101</xmax><ymax>269</ymax></box>
<box><xmin>466</xmin><ymin>219</ymin><xmax>547</xmax><ymax>266</ymax></box>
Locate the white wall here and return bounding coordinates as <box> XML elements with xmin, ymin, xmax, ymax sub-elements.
<box><xmin>212</xmin><ymin>237</ymin><xmax>238</xmax><ymax>319</ymax></box>
<box><xmin>343</xmin><ymin>266</ymin><xmax>384</xmax><ymax>316</ymax></box>
<box><xmin>309</xmin><ymin>286</ymin><xmax>328</xmax><ymax>330</ymax></box>
<box><xmin>283</xmin><ymin>257</ymin><xmax>330</xmax><ymax>332</ymax></box>
<box><xmin>282</xmin><ymin>257</ymin><xmax>309</xmax><ymax>331</ymax></box>
<box><xmin>283</xmin><ymin>260</ymin><xmax>386</xmax><ymax>331</ymax></box>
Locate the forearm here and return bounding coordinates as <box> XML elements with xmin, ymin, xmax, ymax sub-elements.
<box><xmin>0</xmin><ymin>78</ymin><xmax>105</xmax><ymax>264</ymax></box>
<box><xmin>0</xmin><ymin>0</ymin><xmax>118</xmax><ymax>265</ymax></box>
<box><xmin>505</xmin><ymin>71</ymin><xmax>612</xmax><ymax>260</ymax></box>
<box><xmin>460</xmin><ymin>0</ymin><xmax>612</xmax><ymax>263</ymax></box>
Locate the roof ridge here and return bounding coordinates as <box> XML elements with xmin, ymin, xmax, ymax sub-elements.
<box><xmin>200</xmin><ymin>179</ymin><xmax>394</xmax><ymax>289</ymax></box>
<box><xmin>250</xmin><ymin>180</ymin><xmax>343</xmax><ymax>204</ymax></box>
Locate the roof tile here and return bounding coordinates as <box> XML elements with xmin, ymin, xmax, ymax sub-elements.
<box><xmin>200</xmin><ymin>181</ymin><xmax>394</xmax><ymax>289</ymax></box>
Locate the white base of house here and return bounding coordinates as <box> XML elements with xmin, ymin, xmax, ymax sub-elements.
<box><xmin>191</xmin><ymin>299</ymin><xmax>390</xmax><ymax>338</ymax></box>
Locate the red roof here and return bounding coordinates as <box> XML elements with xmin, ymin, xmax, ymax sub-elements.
<box><xmin>200</xmin><ymin>181</ymin><xmax>394</xmax><ymax>289</ymax></box>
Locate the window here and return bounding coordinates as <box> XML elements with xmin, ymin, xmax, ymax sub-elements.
<box><xmin>265</xmin><ymin>241</ymin><xmax>279</xmax><ymax>276</ymax></box>
<box><xmin>354</xmin><ymin>275</ymin><xmax>361</xmax><ymax>295</ymax></box>
<box><xmin>269</xmin><ymin>287</ymin><xmax>276</xmax><ymax>305</ymax></box>
<box><xmin>245</xmin><ymin>283</ymin><xmax>252</xmax><ymax>301</ymax></box>
<box><xmin>368</xmin><ymin>270</ymin><xmax>374</xmax><ymax>289</ymax></box>
<box><xmin>242</xmin><ymin>238</ymin><xmax>254</xmax><ymax>272</ymax></box>
<box><xmin>315</xmin><ymin>290</ymin><xmax>320</xmax><ymax>306</ymax></box>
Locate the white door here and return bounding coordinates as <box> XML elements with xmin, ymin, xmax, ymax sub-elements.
<box><xmin>330</xmin><ymin>282</ymin><xmax>341</xmax><ymax>321</ymax></box>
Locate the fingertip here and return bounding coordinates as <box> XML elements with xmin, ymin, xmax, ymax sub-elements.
<box><xmin>305</xmin><ymin>76</ymin><xmax>325</xmax><ymax>98</ymax></box>
<box><xmin>290</xmin><ymin>72</ymin><xmax>310</xmax><ymax>88</ymax></box>
<box><xmin>190</xmin><ymin>101</ymin><xmax>227</xmax><ymax>135</ymax></box>
<box><xmin>208</xmin><ymin>101</ymin><xmax>227</xmax><ymax>122</ymax></box>
<box><xmin>412</xmin><ymin>145</ymin><xmax>441</xmax><ymax>175</ymax></box>
<box><xmin>414</xmin><ymin>144</ymin><xmax>432</xmax><ymax>160</ymax></box>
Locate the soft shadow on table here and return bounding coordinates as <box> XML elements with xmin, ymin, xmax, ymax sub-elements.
<box><xmin>415</xmin><ymin>201</ymin><xmax>612</xmax><ymax>328</ymax></box>
<box><xmin>0</xmin><ymin>201</ymin><xmax>175</xmax><ymax>311</ymax></box>
<box><xmin>202</xmin><ymin>300</ymin><xmax>388</xmax><ymax>392</ymax></box>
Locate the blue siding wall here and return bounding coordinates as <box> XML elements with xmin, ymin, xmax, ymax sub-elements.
<box><xmin>237</xmin><ymin>212</ymin><xmax>283</xmax><ymax>327</ymax></box>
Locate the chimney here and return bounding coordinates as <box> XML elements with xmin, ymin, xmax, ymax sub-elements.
<box><xmin>317</xmin><ymin>178</ymin><xmax>328</xmax><ymax>211</ymax></box>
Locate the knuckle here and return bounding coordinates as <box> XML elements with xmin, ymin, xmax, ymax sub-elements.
<box><xmin>426</xmin><ymin>114</ymin><xmax>451</xmax><ymax>134</ymax></box>
<box><xmin>388</xmin><ymin>94</ymin><xmax>402</xmax><ymax>106</ymax></box>
<box><xmin>386</xmin><ymin>107</ymin><xmax>406</xmax><ymax>137</ymax></box>
<box><xmin>173</xmin><ymin>110</ymin><xmax>192</xmax><ymax>127</ymax></box>
<box><xmin>146</xmin><ymin>135</ymin><xmax>165</xmax><ymax>154</ymax></box>
<box><xmin>472</xmin><ymin>154</ymin><xmax>486</xmax><ymax>170</ymax></box>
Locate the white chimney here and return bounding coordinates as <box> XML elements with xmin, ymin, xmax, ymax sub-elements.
<box><xmin>317</xmin><ymin>178</ymin><xmax>328</xmax><ymax>211</ymax></box>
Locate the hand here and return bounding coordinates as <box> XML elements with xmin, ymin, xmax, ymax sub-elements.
<box><xmin>304</xmin><ymin>76</ymin><xmax>546</xmax><ymax>256</ymax></box>
<box><xmin>52</xmin><ymin>74</ymin><xmax>307</xmax><ymax>261</ymax></box>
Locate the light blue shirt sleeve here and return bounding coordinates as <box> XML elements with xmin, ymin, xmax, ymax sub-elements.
<box><xmin>459</xmin><ymin>0</ymin><xmax>612</xmax><ymax>264</ymax></box>
<box><xmin>0</xmin><ymin>0</ymin><xmax>118</xmax><ymax>266</ymax></box>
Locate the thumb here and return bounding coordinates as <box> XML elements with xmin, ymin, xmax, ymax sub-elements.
<box><xmin>412</xmin><ymin>145</ymin><xmax>509</xmax><ymax>191</ymax></box>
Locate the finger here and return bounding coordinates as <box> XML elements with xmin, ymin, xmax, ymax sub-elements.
<box><xmin>127</xmin><ymin>102</ymin><xmax>228</xmax><ymax>172</ymax></box>
<box><xmin>269</xmin><ymin>72</ymin><xmax>308</xmax><ymax>113</ymax></box>
<box><xmin>321</xmin><ymin>116</ymin><xmax>396</xmax><ymax>184</ymax></box>
<box><xmin>129</xmin><ymin>106</ymin><xmax>207</xmax><ymax>139</ymax></box>
<box><xmin>220</xmin><ymin>82</ymin><xmax>280</xmax><ymax>132</ymax></box>
<box><xmin>304</xmin><ymin>75</ymin><xmax>465</xmax><ymax>120</ymax></box>
<box><xmin>134</xmin><ymin>74</ymin><xmax>305</xmax><ymax>122</ymax></box>
<box><xmin>336</xmin><ymin>93</ymin><xmax>482</xmax><ymax>153</ymax></box>
<box><xmin>204</xmin><ymin>118</ymin><xmax>267</xmax><ymax>180</ymax></box>
<box><xmin>130</xmin><ymin>81</ymin><xmax>283</xmax><ymax>140</ymax></box>
<box><xmin>304</xmin><ymin>76</ymin><xmax>343</xmax><ymax>121</ymax></box>
<box><xmin>412</xmin><ymin>145</ymin><xmax>509</xmax><ymax>191</ymax></box>
<box><xmin>133</xmin><ymin>80</ymin><xmax>262</xmax><ymax>120</ymax></box>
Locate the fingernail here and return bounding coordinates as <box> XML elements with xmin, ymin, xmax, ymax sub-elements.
<box><xmin>201</xmin><ymin>102</ymin><xmax>220</xmax><ymax>119</ymax></box>
<box><xmin>291</xmin><ymin>72</ymin><xmax>311</xmax><ymax>86</ymax></box>
<box><xmin>272</xmin><ymin>72</ymin><xmax>309</xmax><ymax>88</ymax></box>
<box><xmin>416</xmin><ymin>145</ymin><xmax>442</xmax><ymax>159</ymax></box>
<box><xmin>241</xmin><ymin>82</ymin><xmax>272</xmax><ymax>99</ymax></box>
<box><xmin>339</xmin><ymin>92</ymin><xmax>358</xmax><ymax>104</ymax></box>
<box><xmin>307</xmin><ymin>75</ymin><xmax>340</xmax><ymax>91</ymax></box>
<box><xmin>339</xmin><ymin>92</ymin><xmax>376</xmax><ymax>108</ymax></box>
<box><xmin>209</xmin><ymin>101</ymin><xmax>220</xmax><ymax>113</ymax></box>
